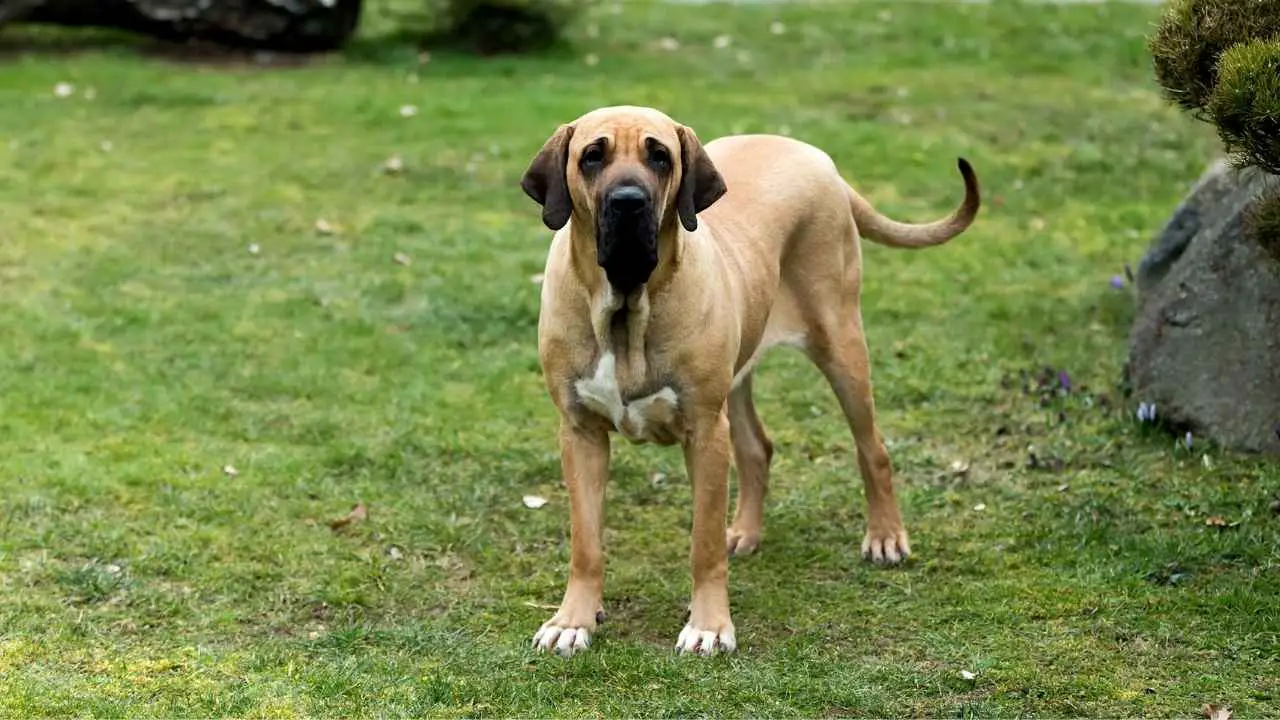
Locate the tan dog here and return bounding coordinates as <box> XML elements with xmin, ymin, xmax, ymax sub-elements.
<box><xmin>520</xmin><ymin>105</ymin><xmax>979</xmax><ymax>657</ymax></box>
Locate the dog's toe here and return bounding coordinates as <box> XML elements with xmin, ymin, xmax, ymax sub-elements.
<box><xmin>725</xmin><ymin>527</ymin><xmax>761</xmax><ymax>557</ymax></box>
<box><xmin>533</xmin><ymin>624</ymin><xmax>591</xmax><ymax>657</ymax></box>
<box><xmin>675</xmin><ymin>623</ymin><xmax>736</xmax><ymax>657</ymax></box>
<box><xmin>861</xmin><ymin>527</ymin><xmax>911</xmax><ymax>566</ymax></box>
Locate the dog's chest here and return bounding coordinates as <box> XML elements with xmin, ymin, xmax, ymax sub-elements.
<box><xmin>574</xmin><ymin>351</ymin><xmax>681</xmax><ymax>445</ymax></box>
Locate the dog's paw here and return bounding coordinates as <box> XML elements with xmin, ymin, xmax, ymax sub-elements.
<box><xmin>861</xmin><ymin>525</ymin><xmax>911</xmax><ymax>566</ymax></box>
<box><xmin>533</xmin><ymin>623</ymin><xmax>592</xmax><ymax>657</ymax></box>
<box><xmin>725</xmin><ymin>526</ymin><xmax>761</xmax><ymax>557</ymax></box>
<box><xmin>675</xmin><ymin>621</ymin><xmax>737</xmax><ymax>657</ymax></box>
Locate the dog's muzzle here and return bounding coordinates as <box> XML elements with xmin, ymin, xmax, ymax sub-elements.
<box><xmin>597</xmin><ymin>184</ymin><xmax>659</xmax><ymax>295</ymax></box>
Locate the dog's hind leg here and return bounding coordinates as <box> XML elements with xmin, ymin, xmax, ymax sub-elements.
<box><xmin>807</xmin><ymin>308</ymin><xmax>911</xmax><ymax>566</ymax></box>
<box><xmin>726</xmin><ymin>373</ymin><xmax>773</xmax><ymax>557</ymax></box>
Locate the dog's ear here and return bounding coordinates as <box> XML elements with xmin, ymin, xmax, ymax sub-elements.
<box><xmin>676</xmin><ymin>125</ymin><xmax>727</xmax><ymax>232</ymax></box>
<box><xmin>520</xmin><ymin>123</ymin><xmax>575</xmax><ymax>231</ymax></box>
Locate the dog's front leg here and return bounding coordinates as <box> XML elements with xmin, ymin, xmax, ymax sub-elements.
<box><xmin>676</xmin><ymin>409</ymin><xmax>737</xmax><ymax>656</ymax></box>
<box><xmin>533</xmin><ymin>420</ymin><xmax>609</xmax><ymax>657</ymax></box>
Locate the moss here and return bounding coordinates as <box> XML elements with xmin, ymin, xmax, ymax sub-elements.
<box><xmin>1208</xmin><ymin>39</ymin><xmax>1280</xmax><ymax>175</ymax></box>
<box><xmin>1149</xmin><ymin>0</ymin><xmax>1280</xmax><ymax>113</ymax></box>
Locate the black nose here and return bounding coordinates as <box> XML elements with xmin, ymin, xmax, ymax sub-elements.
<box><xmin>605</xmin><ymin>185</ymin><xmax>649</xmax><ymax>214</ymax></box>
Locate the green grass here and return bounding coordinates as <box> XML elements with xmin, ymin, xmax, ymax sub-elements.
<box><xmin>1</xmin><ymin>1</ymin><xmax>1278</xmax><ymax>716</ymax></box>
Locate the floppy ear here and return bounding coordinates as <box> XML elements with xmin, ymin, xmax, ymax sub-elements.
<box><xmin>520</xmin><ymin>123</ymin><xmax>575</xmax><ymax>231</ymax></box>
<box><xmin>676</xmin><ymin>125</ymin><xmax>727</xmax><ymax>232</ymax></box>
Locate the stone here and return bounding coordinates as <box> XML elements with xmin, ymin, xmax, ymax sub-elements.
<box><xmin>8</xmin><ymin>0</ymin><xmax>363</xmax><ymax>53</ymax></box>
<box><xmin>1127</xmin><ymin>158</ymin><xmax>1280</xmax><ymax>455</ymax></box>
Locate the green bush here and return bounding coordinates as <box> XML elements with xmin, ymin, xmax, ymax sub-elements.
<box><xmin>1150</xmin><ymin>0</ymin><xmax>1280</xmax><ymax>263</ymax></box>
<box><xmin>1207</xmin><ymin>39</ymin><xmax>1280</xmax><ymax>175</ymax></box>
<box><xmin>1149</xmin><ymin>0</ymin><xmax>1280</xmax><ymax>113</ymax></box>
<box><xmin>415</xmin><ymin>0</ymin><xmax>598</xmax><ymax>54</ymax></box>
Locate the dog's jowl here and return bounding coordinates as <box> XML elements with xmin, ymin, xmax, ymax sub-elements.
<box><xmin>521</xmin><ymin>105</ymin><xmax>980</xmax><ymax>657</ymax></box>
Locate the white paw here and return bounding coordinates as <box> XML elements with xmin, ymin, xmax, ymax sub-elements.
<box><xmin>532</xmin><ymin>624</ymin><xmax>591</xmax><ymax>657</ymax></box>
<box><xmin>675</xmin><ymin>623</ymin><xmax>736</xmax><ymax>656</ymax></box>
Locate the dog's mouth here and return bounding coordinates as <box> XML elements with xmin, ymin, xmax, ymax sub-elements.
<box><xmin>596</xmin><ymin>196</ymin><xmax>659</xmax><ymax>296</ymax></box>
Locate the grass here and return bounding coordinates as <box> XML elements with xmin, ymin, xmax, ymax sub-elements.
<box><xmin>1</xmin><ymin>0</ymin><xmax>1278</xmax><ymax>716</ymax></box>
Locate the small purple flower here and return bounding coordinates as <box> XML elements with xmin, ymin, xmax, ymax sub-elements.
<box><xmin>1058</xmin><ymin>370</ymin><xmax>1072</xmax><ymax>392</ymax></box>
<box><xmin>1110</xmin><ymin>275</ymin><xmax>1125</xmax><ymax>290</ymax></box>
<box><xmin>1184</xmin><ymin>432</ymin><xmax>1193</xmax><ymax>451</ymax></box>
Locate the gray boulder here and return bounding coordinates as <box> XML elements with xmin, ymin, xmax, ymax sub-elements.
<box><xmin>2</xmin><ymin>0</ymin><xmax>363</xmax><ymax>52</ymax></box>
<box><xmin>1128</xmin><ymin>158</ymin><xmax>1280</xmax><ymax>455</ymax></box>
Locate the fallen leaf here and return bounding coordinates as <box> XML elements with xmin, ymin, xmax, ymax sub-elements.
<box><xmin>960</xmin><ymin>670</ymin><xmax>976</xmax><ymax>681</ymax></box>
<box><xmin>314</xmin><ymin>219</ymin><xmax>340</xmax><ymax>235</ymax></box>
<box><xmin>1204</xmin><ymin>516</ymin><xmax>1227</xmax><ymax>527</ymax></box>
<box><xmin>949</xmin><ymin>459</ymin><xmax>970</xmax><ymax>478</ymax></box>
<box><xmin>393</xmin><ymin>252</ymin><xmax>411</xmax><ymax>266</ymax></box>
<box><xmin>329</xmin><ymin>502</ymin><xmax>368</xmax><ymax>531</ymax></box>
<box><xmin>223</xmin><ymin>465</ymin><xmax>239</xmax><ymax>476</ymax></box>
<box><xmin>387</xmin><ymin>545</ymin><xmax>404</xmax><ymax>561</ymax></box>
<box><xmin>53</xmin><ymin>82</ymin><xmax>75</xmax><ymax>98</ymax></box>
<box><xmin>399</xmin><ymin>104</ymin><xmax>418</xmax><ymax>117</ymax></box>
<box><xmin>522</xmin><ymin>495</ymin><xmax>548</xmax><ymax>509</ymax></box>
<box><xmin>973</xmin><ymin>503</ymin><xmax>987</xmax><ymax>512</ymax></box>
<box><xmin>383</xmin><ymin>155</ymin><xmax>405</xmax><ymax>174</ymax></box>
<box><xmin>1202</xmin><ymin>704</ymin><xmax>1231</xmax><ymax>720</ymax></box>
<box><xmin>247</xmin><ymin>243</ymin><xmax>261</xmax><ymax>255</ymax></box>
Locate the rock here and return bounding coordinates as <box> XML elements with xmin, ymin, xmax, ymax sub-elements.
<box><xmin>1127</xmin><ymin>158</ymin><xmax>1280</xmax><ymax>455</ymax></box>
<box><xmin>10</xmin><ymin>0</ymin><xmax>363</xmax><ymax>53</ymax></box>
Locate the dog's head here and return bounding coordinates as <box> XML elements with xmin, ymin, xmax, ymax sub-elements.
<box><xmin>520</xmin><ymin>106</ymin><xmax>727</xmax><ymax>295</ymax></box>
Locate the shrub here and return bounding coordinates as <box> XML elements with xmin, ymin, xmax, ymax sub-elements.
<box><xmin>1246</xmin><ymin>189</ymin><xmax>1280</xmax><ymax>262</ymax></box>
<box><xmin>1150</xmin><ymin>0</ymin><xmax>1280</xmax><ymax>262</ymax></box>
<box><xmin>1207</xmin><ymin>39</ymin><xmax>1280</xmax><ymax>175</ymax></box>
<box><xmin>1150</xmin><ymin>0</ymin><xmax>1280</xmax><ymax>113</ymax></box>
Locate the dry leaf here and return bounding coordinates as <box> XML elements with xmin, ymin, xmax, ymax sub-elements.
<box><xmin>949</xmin><ymin>459</ymin><xmax>970</xmax><ymax>478</ymax></box>
<box><xmin>223</xmin><ymin>465</ymin><xmax>239</xmax><ymax>476</ymax></box>
<box><xmin>329</xmin><ymin>502</ymin><xmax>368</xmax><ymax>531</ymax></box>
<box><xmin>393</xmin><ymin>252</ymin><xmax>411</xmax><ymax>266</ymax></box>
<box><xmin>383</xmin><ymin>155</ymin><xmax>405</xmax><ymax>174</ymax></box>
<box><xmin>522</xmin><ymin>495</ymin><xmax>548</xmax><ymax>509</ymax></box>
<box><xmin>247</xmin><ymin>243</ymin><xmax>261</xmax><ymax>255</ymax></box>
<box><xmin>53</xmin><ymin>82</ymin><xmax>75</xmax><ymax>98</ymax></box>
<box><xmin>314</xmin><ymin>219</ymin><xmax>340</xmax><ymax>235</ymax></box>
<box><xmin>1202</xmin><ymin>704</ymin><xmax>1231</xmax><ymax>720</ymax></box>
<box><xmin>960</xmin><ymin>670</ymin><xmax>976</xmax><ymax>681</ymax></box>
<box><xmin>399</xmin><ymin>104</ymin><xmax>418</xmax><ymax>117</ymax></box>
<box><xmin>386</xmin><ymin>545</ymin><xmax>404</xmax><ymax>561</ymax></box>
<box><xmin>973</xmin><ymin>503</ymin><xmax>987</xmax><ymax>512</ymax></box>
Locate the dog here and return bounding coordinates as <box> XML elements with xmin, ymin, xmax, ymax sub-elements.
<box><xmin>520</xmin><ymin>105</ymin><xmax>979</xmax><ymax>657</ymax></box>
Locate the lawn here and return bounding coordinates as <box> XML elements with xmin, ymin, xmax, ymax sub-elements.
<box><xmin>1</xmin><ymin>0</ymin><xmax>1277</xmax><ymax>716</ymax></box>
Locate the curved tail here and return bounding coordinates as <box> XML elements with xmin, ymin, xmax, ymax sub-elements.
<box><xmin>848</xmin><ymin>158</ymin><xmax>980</xmax><ymax>249</ymax></box>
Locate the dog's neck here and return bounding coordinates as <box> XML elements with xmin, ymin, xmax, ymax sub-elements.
<box><xmin>587</xmin><ymin>284</ymin><xmax>651</xmax><ymax>381</ymax></box>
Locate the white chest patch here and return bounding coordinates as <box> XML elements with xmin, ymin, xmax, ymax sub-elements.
<box><xmin>575</xmin><ymin>352</ymin><xmax>679</xmax><ymax>443</ymax></box>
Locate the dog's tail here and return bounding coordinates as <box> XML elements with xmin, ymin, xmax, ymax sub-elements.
<box><xmin>847</xmin><ymin>158</ymin><xmax>980</xmax><ymax>249</ymax></box>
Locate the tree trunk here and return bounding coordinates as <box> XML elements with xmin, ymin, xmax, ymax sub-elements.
<box><xmin>2</xmin><ymin>0</ymin><xmax>363</xmax><ymax>52</ymax></box>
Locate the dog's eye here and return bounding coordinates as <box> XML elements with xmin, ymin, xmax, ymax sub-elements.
<box><xmin>581</xmin><ymin>145</ymin><xmax>605</xmax><ymax>166</ymax></box>
<box><xmin>649</xmin><ymin>147</ymin><xmax>671</xmax><ymax>168</ymax></box>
